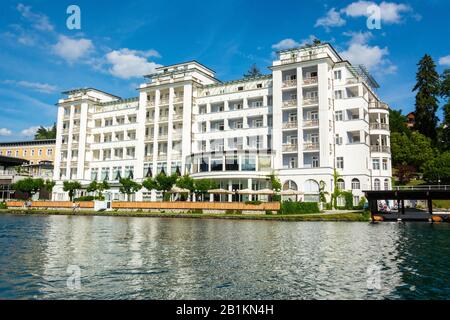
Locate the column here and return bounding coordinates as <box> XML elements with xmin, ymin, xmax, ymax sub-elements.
<box><xmin>297</xmin><ymin>66</ymin><xmax>304</xmax><ymax>168</ymax></box>
<box><xmin>167</xmin><ymin>87</ymin><xmax>175</xmax><ymax>174</ymax></box>
<box><xmin>135</xmin><ymin>88</ymin><xmax>148</xmax><ymax>186</ymax></box>
<box><xmin>152</xmin><ymin>89</ymin><xmax>160</xmax><ymax>173</ymax></box>
<box><xmin>272</xmin><ymin>69</ymin><xmax>283</xmax><ymax>169</ymax></box>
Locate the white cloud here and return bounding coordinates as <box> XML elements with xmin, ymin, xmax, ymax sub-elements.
<box><xmin>3</xmin><ymin>80</ymin><xmax>58</xmax><ymax>94</ymax></box>
<box><xmin>341</xmin><ymin>31</ymin><xmax>397</xmax><ymax>74</ymax></box>
<box><xmin>17</xmin><ymin>3</ymin><xmax>54</xmax><ymax>31</ymax></box>
<box><xmin>439</xmin><ymin>55</ymin><xmax>450</xmax><ymax>66</ymax></box>
<box><xmin>52</xmin><ymin>35</ymin><xmax>94</xmax><ymax>63</ymax></box>
<box><xmin>272</xmin><ymin>39</ymin><xmax>300</xmax><ymax>51</ymax></box>
<box><xmin>342</xmin><ymin>1</ymin><xmax>413</xmax><ymax>24</ymax></box>
<box><xmin>315</xmin><ymin>8</ymin><xmax>346</xmax><ymax>30</ymax></box>
<box><xmin>0</xmin><ymin>128</ymin><xmax>13</xmax><ymax>136</ymax></box>
<box><xmin>105</xmin><ymin>48</ymin><xmax>161</xmax><ymax>79</ymax></box>
<box><xmin>272</xmin><ymin>35</ymin><xmax>322</xmax><ymax>51</ymax></box>
<box><xmin>20</xmin><ymin>126</ymin><xmax>40</xmax><ymax>137</ymax></box>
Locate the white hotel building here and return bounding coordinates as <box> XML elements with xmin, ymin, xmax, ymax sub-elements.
<box><xmin>52</xmin><ymin>43</ymin><xmax>392</xmax><ymax>204</ymax></box>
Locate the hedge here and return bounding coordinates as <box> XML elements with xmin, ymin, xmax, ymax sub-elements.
<box><xmin>281</xmin><ymin>202</ymin><xmax>320</xmax><ymax>214</ymax></box>
<box><xmin>0</xmin><ymin>202</ymin><xmax>7</xmax><ymax>209</ymax></box>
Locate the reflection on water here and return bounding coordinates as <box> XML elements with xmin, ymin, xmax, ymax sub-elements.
<box><xmin>0</xmin><ymin>214</ymin><xmax>449</xmax><ymax>300</ymax></box>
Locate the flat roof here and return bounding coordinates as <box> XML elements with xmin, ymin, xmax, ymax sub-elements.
<box><xmin>62</xmin><ymin>88</ymin><xmax>121</xmax><ymax>99</ymax></box>
<box><xmin>0</xmin><ymin>155</ymin><xmax>29</xmax><ymax>166</ymax></box>
<box><xmin>155</xmin><ymin>60</ymin><xmax>216</xmax><ymax>74</ymax></box>
<box><xmin>0</xmin><ymin>139</ymin><xmax>56</xmax><ymax>147</ymax></box>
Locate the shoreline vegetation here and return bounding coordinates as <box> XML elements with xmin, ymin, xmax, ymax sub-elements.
<box><xmin>0</xmin><ymin>208</ymin><xmax>371</xmax><ymax>222</ymax></box>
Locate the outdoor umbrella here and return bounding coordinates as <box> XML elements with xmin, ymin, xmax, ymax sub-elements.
<box><xmin>208</xmin><ymin>188</ymin><xmax>234</xmax><ymax>195</ymax></box>
<box><xmin>279</xmin><ymin>189</ymin><xmax>304</xmax><ymax>196</ymax></box>
<box><xmin>169</xmin><ymin>186</ymin><xmax>190</xmax><ymax>194</ymax></box>
<box><xmin>237</xmin><ymin>188</ymin><xmax>255</xmax><ymax>195</ymax></box>
<box><xmin>254</xmin><ymin>188</ymin><xmax>276</xmax><ymax>195</ymax></box>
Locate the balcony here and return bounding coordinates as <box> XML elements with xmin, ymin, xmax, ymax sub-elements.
<box><xmin>158</xmin><ymin>134</ymin><xmax>168</xmax><ymax>140</ymax></box>
<box><xmin>173</xmin><ymin>114</ymin><xmax>183</xmax><ymax>121</ymax></box>
<box><xmin>157</xmin><ymin>154</ymin><xmax>167</xmax><ymax>161</ymax></box>
<box><xmin>304</xmin><ymin>143</ymin><xmax>320</xmax><ymax>151</ymax></box>
<box><xmin>282</xmin><ymin>122</ymin><xmax>298</xmax><ymax>129</ymax></box>
<box><xmin>173</xmin><ymin>97</ymin><xmax>184</xmax><ymax>104</ymax></box>
<box><xmin>144</xmin><ymin>155</ymin><xmax>153</xmax><ymax>162</ymax></box>
<box><xmin>303</xmin><ymin>119</ymin><xmax>319</xmax><ymax>127</ymax></box>
<box><xmin>302</xmin><ymin>98</ymin><xmax>319</xmax><ymax>106</ymax></box>
<box><xmin>282</xmin><ymin>144</ymin><xmax>298</xmax><ymax>152</ymax></box>
<box><xmin>282</xmin><ymin>99</ymin><xmax>297</xmax><ymax>108</ymax></box>
<box><xmin>159</xmin><ymin>116</ymin><xmax>169</xmax><ymax>122</ymax></box>
<box><xmin>370</xmin><ymin>123</ymin><xmax>390</xmax><ymax>131</ymax></box>
<box><xmin>160</xmin><ymin>99</ymin><xmax>169</xmax><ymax>105</ymax></box>
<box><xmin>370</xmin><ymin>145</ymin><xmax>391</xmax><ymax>153</ymax></box>
<box><xmin>369</xmin><ymin>101</ymin><xmax>389</xmax><ymax>110</ymax></box>
<box><xmin>282</xmin><ymin>80</ymin><xmax>297</xmax><ymax>88</ymax></box>
<box><xmin>303</xmin><ymin>77</ymin><xmax>318</xmax><ymax>85</ymax></box>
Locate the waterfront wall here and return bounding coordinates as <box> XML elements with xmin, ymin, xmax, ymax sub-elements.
<box><xmin>5</xmin><ymin>201</ymin><xmax>280</xmax><ymax>212</ymax></box>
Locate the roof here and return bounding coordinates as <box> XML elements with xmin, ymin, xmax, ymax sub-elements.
<box><xmin>203</xmin><ymin>74</ymin><xmax>272</xmax><ymax>89</ymax></box>
<box><xmin>0</xmin><ymin>155</ymin><xmax>29</xmax><ymax>166</ymax></box>
<box><xmin>62</xmin><ymin>88</ymin><xmax>121</xmax><ymax>99</ymax></box>
<box><xmin>0</xmin><ymin>139</ymin><xmax>56</xmax><ymax>147</ymax></box>
<box><xmin>276</xmin><ymin>42</ymin><xmax>344</xmax><ymax>62</ymax></box>
<box><xmin>155</xmin><ymin>60</ymin><xmax>216</xmax><ymax>74</ymax></box>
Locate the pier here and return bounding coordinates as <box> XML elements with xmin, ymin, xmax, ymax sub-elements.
<box><xmin>365</xmin><ymin>186</ymin><xmax>450</xmax><ymax>222</ymax></box>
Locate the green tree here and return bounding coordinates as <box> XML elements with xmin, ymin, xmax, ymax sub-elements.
<box><xmin>176</xmin><ymin>174</ymin><xmax>195</xmax><ymax>192</ymax></box>
<box><xmin>154</xmin><ymin>173</ymin><xmax>178</xmax><ymax>200</ymax></box>
<box><xmin>423</xmin><ymin>152</ymin><xmax>450</xmax><ymax>184</ymax></box>
<box><xmin>86</xmin><ymin>181</ymin><xmax>110</xmax><ymax>199</ymax></box>
<box><xmin>412</xmin><ymin>54</ymin><xmax>440</xmax><ymax>141</ymax></box>
<box><xmin>267</xmin><ymin>172</ymin><xmax>282</xmax><ymax>202</ymax></box>
<box><xmin>330</xmin><ymin>169</ymin><xmax>342</xmax><ymax>209</ymax></box>
<box><xmin>119</xmin><ymin>178</ymin><xmax>141</xmax><ymax>201</ymax></box>
<box><xmin>389</xmin><ymin>109</ymin><xmax>410</xmax><ymax>136</ymax></box>
<box><xmin>13</xmin><ymin>178</ymin><xmax>44</xmax><ymax>200</ymax></box>
<box><xmin>63</xmin><ymin>181</ymin><xmax>82</xmax><ymax>201</ymax></box>
<box><xmin>439</xmin><ymin>69</ymin><xmax>450</xmax><ymax>151</ymax></box>
<box><xmin>243</xmin><ymin>64</ymin><xmax>262</xmax><ymax>78</ymax></box>
<box><xmin>194</xmin><ymin>179</ymin><xmax>217</xmax><ymax>201</ymax></box>
<box><xmin>34</xmin><ymin>124</ymin><xmax>57</xmax><ymax>140</ymax></box>
<box><xmin>391</xmin><ymin>131</ymin><xmax>436</xmax><ymax>170</ymax></box>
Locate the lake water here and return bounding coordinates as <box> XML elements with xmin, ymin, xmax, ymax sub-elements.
<box><xmin>0</xmin><ymin>213</ymin><xmax>449</xmax><ymax>300</ymax></box>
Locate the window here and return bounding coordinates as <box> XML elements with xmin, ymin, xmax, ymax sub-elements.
<box><xmin>334</xmin><ymin>70</ymin><xmax>342</xmax><ymax>80</ymax></box>
<box><xmin>38</xmin><ymin>149</ymin><xmax>42</xmax><ymax>156</ymax></box>
<box><xmin>335</xmin><ymin>134</ymin><xmax>343</xmax><ymax>145</ymax></box>
<box><xmin>351</xmin><ymin>178</ymin><xmax>361</xmax><ymax>190</ymax></box>
<box><xmin>382</xmin><ymin>158</ymin><xmax>388</xmax><ymax>170</ymax></box>
<box><xmin>289</xmin><ymin>113</ymin><xmax>297</xmax><ymax>122</ymax></box>
<box><xmin>289</xmin><ymin>157</ymin><xmax>297</xmax><ymax>168</ymax></box>
<box><xmin>238</xmin><ymin>86</ymin><xmax>244</xmax><ymax>91</ymax></box>
<box><xmin>373</xmin><ymin>159</ymin><xmax>380</xmax><ymax>170</ymax></box>
<box><xmin>241</xmin><ymin>155</ymin><xmax>256</xmax><ymax>171</ymax></box>
<box><xmin>252</xmin><ymin>101</ymin><xmax>263</xmax><ymax>108</ymax></box>
<box><xmin>47</xmin><ymin>148</ymin><xmax>53</xmax><ymax>156</ymax></box>
<box><xmin>91</xmin><ymin>168</ymin><xmax>98</xmax><ymax>181</ymax></box>
<box><xmin>31</xmin><ymin>149</ymin><xmax>35</xmax><ymax>156</ymax></box>
<box><xmin>15</xmin><ymin>150</ymin><xmax>19</xmax><ymax>157</ymax></box>
<box><xmin>337</xmin><ymin>157</ymin><xmax>344</xmax><ymax>169</ymax></box>
<box><xmin>353</xmin><ymin>196</ymin><xmax>360</xmax><ymax>207</ymax></box>
<box><xmin>335</xmin><ymin>90</ymin><xmax>343</xmax><ymax>99</ymax></box>
<box><xmin>337</xmin><ymin>179</ymin><xmax>345</xmax><ymax>190</ymax></box>
<box><xmin>283</xmin><ymin>180</ymin><xmax>298</xmax><ymax>191</ymax></box>
<box><xmin>256</xmin><ymin>83</ymin><xmax>262</xmax><ymax>88</ymax></box>
<box><xmin>23</xmin><ymin>150</ymin><xmax>27</xmax><ymax>156</ymax></box>
<box><xmin>384</xmin><ymin>179</ymin><xmax>390</xmax><ymax>190</ymax></box>
<box><xmin>312</xmin><ymin>156</ymin><xmax>319</xmax><ymax>168</ymax></box>
<box><xmin>374</xmin><ymin>179</ymin><xmax>381</xmax><ymax>191</ymax></box>
<box><xmin>335</xmin><ymin>111</ymin><xmax>343</xmax><ymax>121</ymax></box>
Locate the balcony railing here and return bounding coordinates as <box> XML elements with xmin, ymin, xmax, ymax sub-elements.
<box><xmin>144</xmin><ymin>155</ymin><xmax>153</xmax><ymax>162</ymax></box>
<box><xmin>158</xmin><ymin>134</ymin><xmax>168</xmax><ymax>140</ymax></box>
<box><xmin>303</xmin><ymin>77</ymin><xmax>318</xmax><ymax>85</ymax></box>
<box><xmin>282</xmin><ymin>144</ymin><xmax>298</xmax><ymax>152</ymax></box>
<box><xmin>173</xmin><ymin>114</ymin><xmax>183</xmax><ymax>121</ymax></box>
<box><xmin>173</xmin><ymin>97</ymin><xmax>184</xmax><ymax>104</ymax></box>
<box><xmin>370</xmin><ymin>123</ymin><xmax>390</xmax><ymax>130</ymax></box>
<box><xmin>370</xmin><ymin>145</ymin><xmax>390</xmax><ymax>153</ymax></box>
<box><xmin>302</xmin><ymin>98</ymin><xmax>319</xmax><ymax>106</ymax></box>
<box><xmin>0</xmin><ymin>170</ymin><xmax>30</xmax><ymax>177</ymax></box>
<box><xmin>304</xmin><ymin>143</ymin><xmax>320</xmax><ymax>151</ymax></box>
<box><xmin>159</xmin><ymin>116</ymin><xmax>169</xmax><ymax>122</ymax></box>
<box><xmin>282</xmin><ymin>80</ymin><xmax>297</xmax><ymax>88</ymax></box>
<box><xmin>282</xmin><ymin>99</ymin><xmax>297</xmax><ymax>108</ymax></box>
<box><xmin>303</xmin><ymin>119</ymin><xmax>319</xmax><ymax>127</ymax></box>
<box><xmin>369</xmin><ymin>101</ymin><xmax>389</xmax><ymax>110</ymax></box>
<box><xmin>160</xmin><ymin>99</ymin><xmax>169</xmax><ymax>105</ymax></box>
<box><xmin>282</xmin><ymin>122</ymin><xmax>298</xmax><ymax>129</ymax></box>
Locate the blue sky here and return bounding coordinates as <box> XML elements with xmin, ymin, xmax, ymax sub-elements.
<box><xmin>0</xmin><ymin>0</ymin><xmax>449</xmax><ymax>141</ymax></box>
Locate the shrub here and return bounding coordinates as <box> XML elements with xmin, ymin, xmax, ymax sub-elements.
<box><xmin>245</xmin><ymin>200</ymin><xmax>262</xmax><ymax>205</ymax></box>
<box><xmin>281</xmin><ymin>202</ymin><xmax>320</xmax><ymax>215</ymax></box>
<box><xmin>0</xmin><ymin>202</ymin><xmax>7</xmax><ymax>209</ymax></box>
<box><xmin>74</xmin><ymin>196</ymin><xmax>95</xmax><ymax>202</ymax></box>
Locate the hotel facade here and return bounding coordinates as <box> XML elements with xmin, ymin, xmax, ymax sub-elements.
<box><xmin>52</xmin><ymin>43</ymin><xmax>392</xmax><ymax>204</ymax></box>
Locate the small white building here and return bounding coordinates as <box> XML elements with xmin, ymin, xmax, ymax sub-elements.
<box><xmin>52</xmin><ymin>43</ymin><xmax>392</xmax><ymax>206</ymax></box>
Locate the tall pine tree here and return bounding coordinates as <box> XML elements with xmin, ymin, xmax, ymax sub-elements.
<box><xmin>440</xmin><ymin>69</ymin><xmax>450</xmax><ymax>150</ymax></box>
<box><xmin>412</xmin><ymin>54</ymin><xmax>440</xmax><ymax>141</ymax></box>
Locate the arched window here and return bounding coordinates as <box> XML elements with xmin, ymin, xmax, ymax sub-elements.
<box><xmin>351</xmin><ymin>178</ymin><xmax>360</xmax><ymax>190</ymax></box>
<box><xmin>337</xmin><ymin>179</ymin><xmax>345</xmax><ymax>190</ymax></box>
<box><xmin>374</xmin><ymin>179</ymin><xmax>381</xmax><ymax>191</ymax></box>
<box><xmin>384</xmin><ymin>179</ymin><xmax>390</xmax><ymax>190</ymax></box>
<box><xmin>283</xmin><ymin>180</ymin><xmax>298</xmax><ymax>191</ymax></box>
<box><xmin>303</xmin><ymin>180</ymin><xmax>319</xmax><ymax>193</ymax></box>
